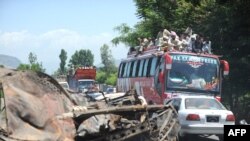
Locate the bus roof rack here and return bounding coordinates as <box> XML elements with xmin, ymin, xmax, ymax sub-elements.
<box><xmin>127</xmin><ymin>46</ymin><xmax>161</xmax><ymax>58</ymax></box>
<box><xmin>127</xmin><ymin>45</ymin><xmax>221</xmax><ymax>59</ymax></box>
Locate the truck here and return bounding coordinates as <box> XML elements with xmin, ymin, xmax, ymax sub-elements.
<box><xmin>67</xmin><ymin>66</ymin><xmax>96</xmax><ymax>92</ymax></box>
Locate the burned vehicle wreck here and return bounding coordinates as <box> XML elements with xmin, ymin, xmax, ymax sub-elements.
<box><xmin>0</xmin><ymin>68</ymin><xmax>179</xmax><ymax>141</ymax></box>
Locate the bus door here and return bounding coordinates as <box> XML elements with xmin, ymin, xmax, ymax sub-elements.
<box><xmin>154</xmin><ymin>57</ymin><xmax>165</xmax><ymax>96</ymax></box>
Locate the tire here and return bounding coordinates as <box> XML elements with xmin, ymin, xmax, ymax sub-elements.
<box><xmin>218</xmin><ymin>135</ymin><xmax>224</xmax><ymax>141</ymax></box>
<box><xmin>178</xmin><ymin>134</ymin><xmax>185</xmax><ymax>141</ymax></box>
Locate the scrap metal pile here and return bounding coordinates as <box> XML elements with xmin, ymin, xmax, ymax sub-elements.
<box><xmin>0</xmin><ymin>68</ymin><xmax>179</xmax><ymax>141</ymax></box>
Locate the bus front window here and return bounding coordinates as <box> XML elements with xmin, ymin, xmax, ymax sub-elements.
<box><xmin>167</xmin><ymin>55</ymin><xmax>219</xmax><ymax>93</ymax></box>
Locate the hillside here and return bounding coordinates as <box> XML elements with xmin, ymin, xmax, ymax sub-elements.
<box><xmin>0</xmin><ymin>54</ymin><xmax>21</xmax><ymax>69</ymax></box>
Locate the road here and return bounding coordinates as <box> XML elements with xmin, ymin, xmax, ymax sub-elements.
<box><xmin>182</xmin><ymin>135</ymin><xmax>219</xmax><ymax>141</ymax></box>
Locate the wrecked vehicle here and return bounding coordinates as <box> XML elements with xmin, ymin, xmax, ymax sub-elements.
<box><xmin>0</xmin><ymin>68</ymin><xmax>179</xmax><ymax>141</ymax></box>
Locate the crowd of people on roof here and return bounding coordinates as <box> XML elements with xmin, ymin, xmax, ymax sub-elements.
<box><xmin>130</xmin><ymin>27</ymin><xmax>212</xmax><ymax>56</ymax></box>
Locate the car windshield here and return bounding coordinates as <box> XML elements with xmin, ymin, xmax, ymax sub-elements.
<box><xmin>167</xmin><ymin>54</ymin><xmax>219</xmax><ymax>93</ymax></box>
<box><xmin>107</xmin><ymin>88</ymin><xmax>114</xmax><ymax>93</ymax></box>
<box><xmin>185</xmin><ymin>98</ymin><xmax>226</xmax><ymax>110</ymax></box>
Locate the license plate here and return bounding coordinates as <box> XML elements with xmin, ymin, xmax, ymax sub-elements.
<box><xmin>206</xmin><ymin>116</ymin><xmax>219</xmax><ymax>122</ymax></box>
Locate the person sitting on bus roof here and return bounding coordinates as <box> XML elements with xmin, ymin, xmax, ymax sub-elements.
<box><xmin>202</xmin><ymin>37</ymin><xmax>212</xmax><ymax>54</ymax></box>
<box><xmin>192</xmin><ymin>34</ymin><xmax>204</xmax><ymax>53</ymax></box>
<box><xmin>147</xmin><ymin>37</ymin><xmax>155</xmax><ymax>48</ymax></box>
<box><xmin>156</xmin><ymin>29</ymin><xmax>171</xmax><ymax>47</ymax></box>
<box><xmin>128</xmin><ymin>46</ymin><xmax>136</xmax><ymax>55</ymax></box>
<box><xmin>169</xmin><ymin>31</ymin><xmax>181</xmax><ymax>51</ymax></box>
<box><xmin>190</xmin><ymin>34</ymin><xmax>197</xmax><ymax>52</ymax></box>
<box><xmin>184</xmin><ymin>27</ymin><xmax>193</xmax><ymax>36</ymax></box>
<box><xmin>180</xmin><ymin>33</ymin><xmax>191</xmax><ymax>52</ymax></box>
<box><xmin>163</xmin><ymin>29</ymin><xmax>171</xmax><ymax>38</ymax></box>
<box><xmin>155</xmin><ymin>31</ymin><xmax>163</xmax><ymax>47</ymax></box>
<box><xmin>133</xmin><ymin>37</ymin><xmax>143</xmax><ymax>56</ymax></box>
<box><xmin>161</xmin><ymin>35</ymin><xmax>171</xmax><ymax>51</ymax></box>
<box><xmin>136</xmin><ymin>37</ymin><xmax>149</xmax><ymax>56</ymax></box>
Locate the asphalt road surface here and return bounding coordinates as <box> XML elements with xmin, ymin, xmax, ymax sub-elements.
<box><xmin>181</xmin><ymin>135</ymin><xmax>220</xmax><ymax>141</ymax></box>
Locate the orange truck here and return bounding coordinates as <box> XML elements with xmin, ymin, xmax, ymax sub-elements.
<box><xmin>67</xmin><ymin>66</ymin><xmax>96</xmax><ymax>92</ymax></box>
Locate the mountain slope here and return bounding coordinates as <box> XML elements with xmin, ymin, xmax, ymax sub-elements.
<box><xmin>0</xmin><ymin>54</ymin><xmax>21</xmax><ymax>69</ymax></box>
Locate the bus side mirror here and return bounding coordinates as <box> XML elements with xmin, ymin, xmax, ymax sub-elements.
<box><xmin>220</xmin><ymin>60</ymin><xmax>229</xmax><ymax>76</ymax></box>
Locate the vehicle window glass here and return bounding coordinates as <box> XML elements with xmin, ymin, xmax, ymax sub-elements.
<box><xmin>123</xmin><ymin>63</ymin><xmax>128</xmax><ymax>78</ymax></box>
<box><xmin>165</xmin><ymin>99</ymin><xmax>172</xmax><ymax>105</ymax></box>
<box><xmin>129</xmin><ymin>61</ymin><xmax>135</xmax><ymax>77</ymax></box>
<box><xmin>132</xmin><ymin>60</ymin><xmax>138</xmax><ymax>77</ymax></box>
<box><xmin>119</xmin><ymin>63</ymin><xmax>125</xmax><ymax>78</ymax></box>
<box><xmin>146</xmin><ymin>58</ymin><xmax>153</xmax><ymax>77</ymax></box>
<box><xmin>126</xmin><ymin>62</ymin><xmax>131</xmax><ymax>77</ymax></box>
<box><xmin>167</xmin><ymin>54</ymin><xmax>219</xmax><ymax>92</ymax></box>
<box><xmin>185</xmin><ymin>98</ymin><xmax>226</xmax><ymax>110</ymax></box>
<box><xmin>135</xmin><ymin>60</ymin><xmax>141</xmax><ymax>77</ymax></box>
<box><xmin>143</xmin><ymin>59</ymin><xmax>149</xmax><ymax>77</ymax></box>
<box><xmin>150</xmin><ymin>57</ymin><xmax>158</xmax><ymax>76</ymax></box>
<box><xmin>138</xmin><ymin>59</ymin><xmax>145</xmax><ymax>77</ymax></box>
<box><xmin>172</xmin><ymin>98</ymin><xmax>181</xmax><ymax>108</ymax></box>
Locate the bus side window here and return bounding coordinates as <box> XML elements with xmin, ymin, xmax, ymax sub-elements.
<box><xmin>138</xmin><ymin>59</ymin><xmax>145</xmax><ymax>77</ymax></box>
<box><xmin>135</xmin><ymin>60</ymin><xmax>141</xmax><ymax>77</ymax></box>
<box><xmin>143</xmin><ymin>59</ymin><xmax>149</xmax><ymax>77</ymax></box>
<box><xmin>150</xmin><ymin>57</ymin><xmax>158</xmax><ymax>76</ymax></box>
<box><xmin>123</xmin><ymin>62</ymin><xmax>128</xmax><ymax>78</ymax></box>
<box><xmin>132</xmin><ymin>60</ymin><xmax>138</xmax><ymax>77</ymax></box>
<box><xmin>118</xmin><ymin>63</ymin><xmax>124</xmax><ymax>78</ymax></box>
<box><xmin>129</xmin><ymin>61</ymin><xmax>135</xmax><ymax>77</ymax></box>
<box><xmin>156</xmin><ymin>56</ymin><xmax>161</xmax><ymax>68</ymax></box>
<box><xmin>146</xmin><ymin>58</ymin><xmax>153</xmax><ymax>77</ymax></box>
<box><xmin>126</xmin><ymin>62</ymin><xmax>131</xmax><ymax>77</ymax></box>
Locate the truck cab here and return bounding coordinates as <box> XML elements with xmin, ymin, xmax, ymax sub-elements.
<box><xmin>78</xmin><ymin>79</ymin><xmax>95</xmax><ymax>92</ymax></box>
<box><xmin>67</xmin><ymin>66</ymin><xmax>96</xmax><ymax>92</ymax></box>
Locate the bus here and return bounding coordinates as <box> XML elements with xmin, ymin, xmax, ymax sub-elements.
<box><xmin>117</xmin><ymin>47</ymin><xmax>229</xmax><ymax>104</ymax></box>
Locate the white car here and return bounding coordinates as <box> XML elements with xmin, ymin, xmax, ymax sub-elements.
<box><xmin>166</xmin><ymin>95</ymin><xmax>235</xmax><ymax>141</ymax></box>
<box><xmin>59</xmin><ymin>81</ymin><xmax>69</xmax><ymax>90</ymax></box>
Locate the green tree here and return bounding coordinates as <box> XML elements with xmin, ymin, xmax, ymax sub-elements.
<box><xmin>69</xmin><ymin>49</ymin><xmax>94</xmax><ymax>67</ymax></box>
<box><xmin>17</xmin><ymin>52</ymin><xmax>45</xmax><ymax>72</ymax></box>
<box><xmin>59</xmin><ymin>49</ymin><xmax>67</xmax><ymax>74</ymax></box>
<box><xmin>100</xmin><ymin>44</ymin><xmax>116</xmax><ymax>74</ymax></box>
<box><xmin>105</xmin><ymin>72</ymin><xmax>117</xmax><ymax>86</ymax></box>
<box><xmin>28</xmin><ymin>52</ymin><xmax>37</xmax><ymax>65</ymax></box>
<box><xmin>17</xmin><ymin>64</ymin><xmax>30</xmax><ymax>71</ymax></box>
<box><xmin>96</xmin><ymin>71</ymin><xmax>106</xmax><ymax>84</ymax></box>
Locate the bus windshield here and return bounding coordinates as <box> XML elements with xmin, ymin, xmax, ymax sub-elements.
<box><xmin>167</xmin><ymin>54</ymin><xmax>219</xmax><ymax>93</ymax></box>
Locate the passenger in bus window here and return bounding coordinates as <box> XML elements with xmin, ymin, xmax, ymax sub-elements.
<box><xmin>186</xmin><ymin>73</ymin><xmax>206</xmax><ymax>89</ymax></box>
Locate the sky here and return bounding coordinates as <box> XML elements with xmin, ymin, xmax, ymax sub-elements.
<box><xmin>0</xmin><ymin>0</ymin><xmax>139</xmax><ymax>74</ymax></box>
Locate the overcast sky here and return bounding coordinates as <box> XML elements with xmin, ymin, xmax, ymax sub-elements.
<box><xmin>0</xmin><ymin>0</ymin><xmax>139</xmax><ymax>74</ymax></box>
